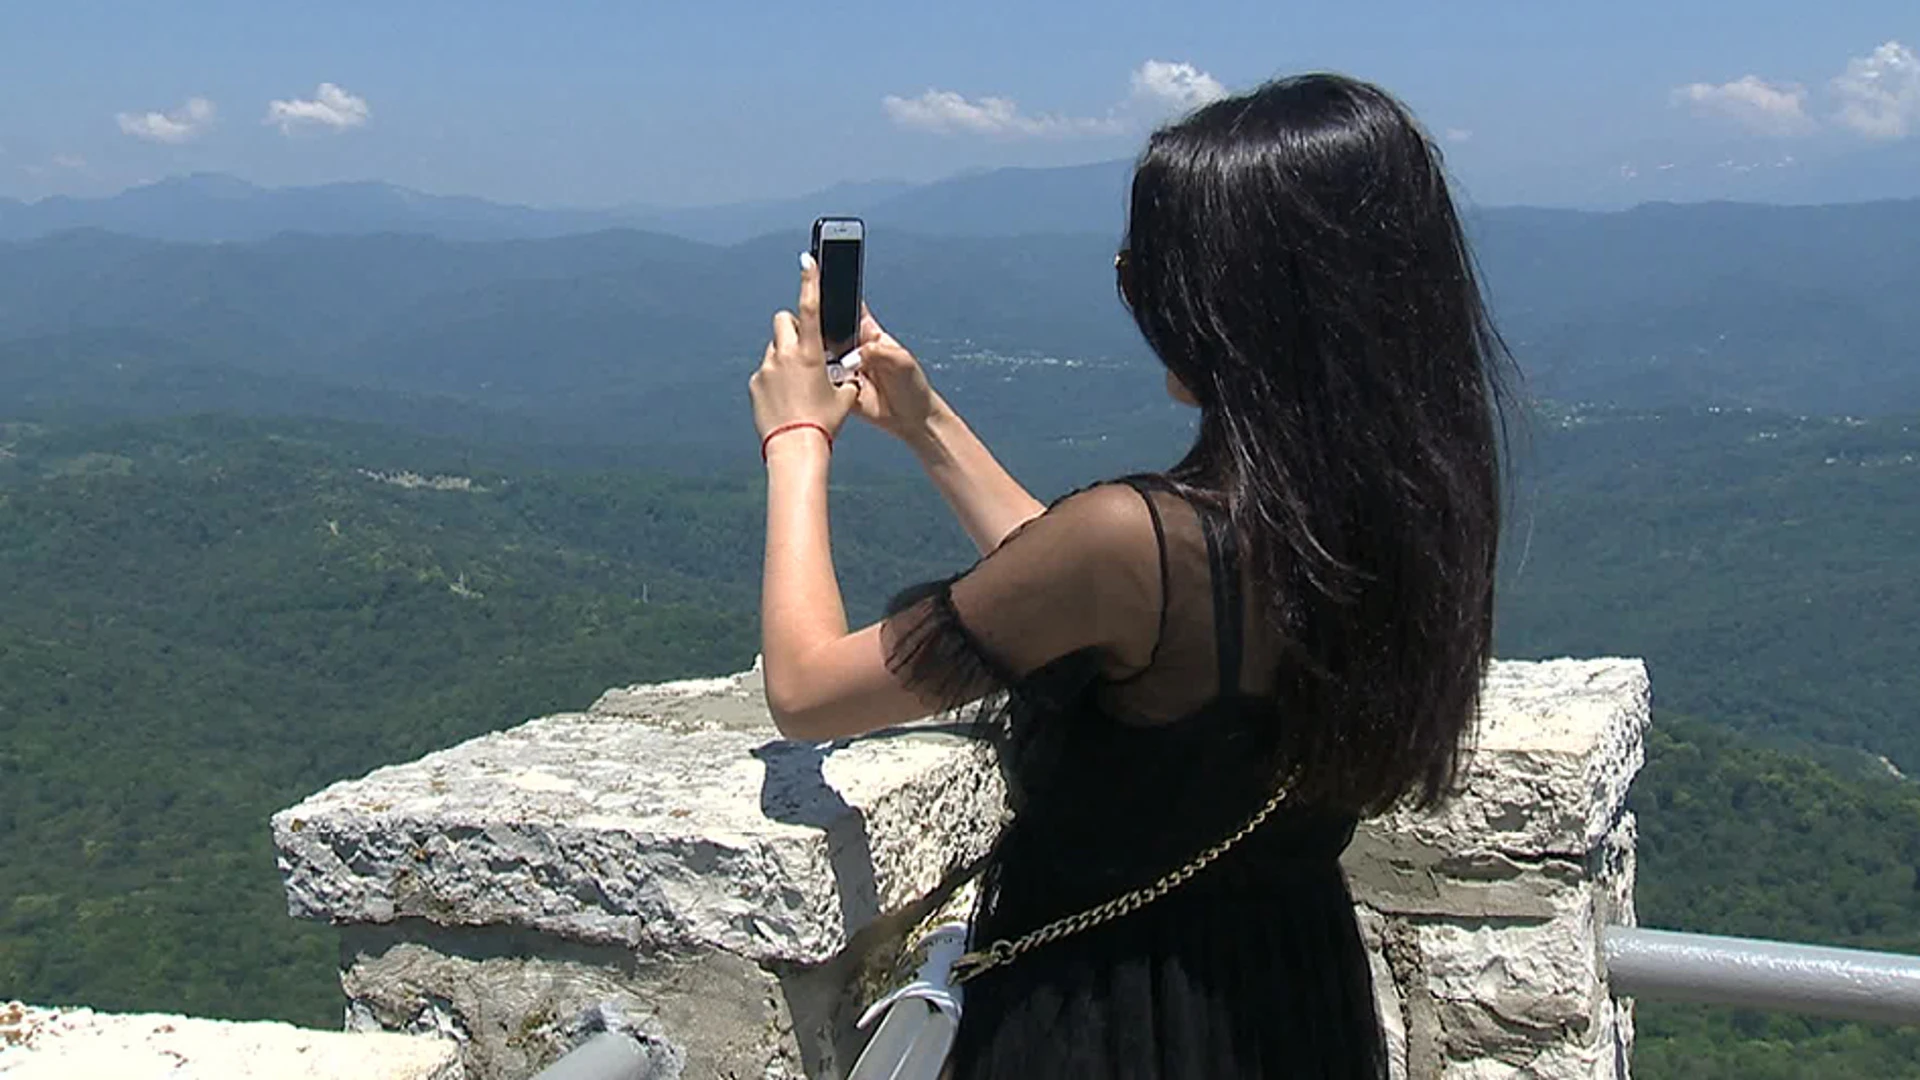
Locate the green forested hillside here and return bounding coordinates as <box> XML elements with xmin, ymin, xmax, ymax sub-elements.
<box><xmin>1630</xmin><ymin>715</ymin><xmax>1920</xmax><ymax>1078</ymax></box>
<box><xmin>1494</xmin><ymin>406</ymin><xmax>1920</xmax><ymax>1076</ymax></box>
<box><xmin>5</xmin><ymin>199</ymin><xmax>1920</xmax><ymax>447</ymax></box>
<box><xmin>2</xmin><ymin>409</ymin><xmax>1917</xmax><ymax>1079</ymax></box>
<box><xmin>0</xmin><ymin>415</ymin><xmax>971</xmax><ymax>1024</ymax></box>
<box><xmin>1497</xmin><ymin>405</ymin><xmax>1920</xmax><ymax>773</ymax></box>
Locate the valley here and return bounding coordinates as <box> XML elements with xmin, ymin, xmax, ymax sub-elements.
<box><xmin>2</xmin><ymin>184</ymin><xmax>1918</xmax><ymax>1077</ymax></box>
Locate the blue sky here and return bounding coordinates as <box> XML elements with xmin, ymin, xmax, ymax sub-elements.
<box><xmin>3</xmin><ymin>0</ymin><xmax>1916</xmax><ymax>209</ymax></box>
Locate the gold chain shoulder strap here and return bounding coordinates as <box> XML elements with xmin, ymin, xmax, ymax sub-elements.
<box><xmin>949</xmin><ymin>783</ymin><xmax>1289</xmax><ymax>984</ymax></box>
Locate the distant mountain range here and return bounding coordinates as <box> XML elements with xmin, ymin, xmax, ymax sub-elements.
<box><xmin>7</xmin><ymin>143</ymin><xmax>1920</xmax><ymax>248</ymax></box>
<box><xmin>8</xmin><ymin>160</ymin><xmax>1920</xmax><ymax>1080</ymax></box>
<box><xmin>0</xmin><ymin>174</ymin><xmax>623</xmax><ymax>244</ymax></box>
<box><xmin>2</xmin><ymin>172</ymin><xmax>1918</xmax><ymax>466</ymax></box>
<box><xmin>0</xmin><ymin>165</ymin><xmax>1134</xmax><ymax>246</ymax></box>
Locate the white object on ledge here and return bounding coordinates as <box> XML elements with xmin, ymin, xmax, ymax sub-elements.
<box><xmin>849</xmin><ymin>922</ymin><xmax>968</xmax><ymax>1080</ymax></box>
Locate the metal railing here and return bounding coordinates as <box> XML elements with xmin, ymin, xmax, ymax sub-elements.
<box><xmin>527</xmin><ymin>1002</ymin><xmax>679</xmax><ymax>1080</ymax></box>
<box><xmin>1604</xmin><ymin>927</ymin><xmax>1920</xmax><ymax>1026</ymax></box>
<box><xmin>529</xmin><ymin>1031</ymin><xmax>659</xmax><ymax>1080</ymax></box>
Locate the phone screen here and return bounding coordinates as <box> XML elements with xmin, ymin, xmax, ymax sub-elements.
<box><xmin>816</xmin><ymin>224</ymin><xmax>862</xmax><ymax>355</ymax></box>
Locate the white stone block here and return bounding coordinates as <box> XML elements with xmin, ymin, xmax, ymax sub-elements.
<box><xmin>274</xmin><ymin>667</ymin><xmax>1006</xmax><ymax>966</ymax></box>
<box><xmin>0</xmin><ymin>1002</ymin><xmax>461</xmax><ymax>1079</ymax></box>
<box><xmin>1368</xmin><ymin>658</ymin><xmax>1650</xmax><ymax>858</ymax></box>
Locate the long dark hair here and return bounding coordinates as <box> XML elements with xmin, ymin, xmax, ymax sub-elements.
<box><xmin>1121</xmin><ymin>73</ymin><xmax>1514</xmax><ymax>814</ymax></box>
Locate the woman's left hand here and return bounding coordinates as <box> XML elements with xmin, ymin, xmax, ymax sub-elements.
<box><xmin>750</xmin><ymin>252</ymin><xmax>862</xmax><ymax>443</ymax></box>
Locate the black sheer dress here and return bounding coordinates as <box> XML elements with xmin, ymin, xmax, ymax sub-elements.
<box><xmin>881</xmin><ymin>477</ymin><xmax>1387</xmax><ymax>1080</ymax></box>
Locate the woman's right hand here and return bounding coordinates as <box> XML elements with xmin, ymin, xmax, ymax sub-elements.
<box><xmin>850</xmin><ymin>308</ymin><xmax>948</xmax><ymax>447</ymax></box>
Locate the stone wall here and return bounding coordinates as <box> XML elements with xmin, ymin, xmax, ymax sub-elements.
<box><xmin>1349</xmin><ymin>661</ymin><xmax>1645</xmax><ymax>1078</ymax></box>
<box><xmin>274</xmin><ymin>657</ymin><xmax>1649</xmax><ymax>1079</ymax></box>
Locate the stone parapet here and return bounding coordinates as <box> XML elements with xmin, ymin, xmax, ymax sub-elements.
<box><xmin>1349</xmin><ymin>660</ymin><xmax>1647</xmax><ymax>1078</ymax></box>
<box><xmin>275</xmin><ymin>657</ymin><xmax>1649</xmax><ymax>1079</ymax></box>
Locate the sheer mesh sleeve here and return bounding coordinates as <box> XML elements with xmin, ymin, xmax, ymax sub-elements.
<box><xmin>880</xmin><ymin>481</ymin><xmax>1168</xmax><ymax>725</ymax></box>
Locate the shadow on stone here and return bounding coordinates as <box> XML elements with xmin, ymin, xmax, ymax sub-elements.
<box><xmin>339</xmin><ymin>920</ymin><xmax>790</xmax><ymax>1080</ymax></box>
<box><xmin>752</xmin><ymin>729</ymin><xmax>993</xmax><ymax>1079</ymax></box>
<box><xmin>753</xmin><ymin>740</ymin><xmax>882</xmax><ymax>935</ymax></box>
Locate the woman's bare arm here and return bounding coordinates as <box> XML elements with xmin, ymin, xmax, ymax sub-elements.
<box><xmin>906</xmin><ymin>403</ymin><xmax>1046</xmax><ymax>554</ymax></box>
<box><xmin>847</xmin><ymin>314</ymin><xmax>1045</xmax><ymax>554</ymax></box>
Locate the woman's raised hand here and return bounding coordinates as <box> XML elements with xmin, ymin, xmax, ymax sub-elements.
<box><xmin>749</xmin><ymin>253</ymin><xmax>863</xmax><ymax>445</ymax></box>
<box><xmin>850</xmin><ymin>307</ymin><xmax>948</xmax><ymax>447</ymax></box>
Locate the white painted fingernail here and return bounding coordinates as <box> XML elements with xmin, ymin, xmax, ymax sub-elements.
<box><xmin>838</xmin><ymin>348</ymin><xmax>863</xmax><ymax>371</ymax></box>
<box><xmin>799</xmin><ymin>252</ymin><xmax>816</xmax><ymax>272</ymax></box>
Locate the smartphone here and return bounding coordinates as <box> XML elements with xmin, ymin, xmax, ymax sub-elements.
<box><xmin>810</xmin><ymin>216</ymin><xmax>864</xmax><ymax>377</ymax></box>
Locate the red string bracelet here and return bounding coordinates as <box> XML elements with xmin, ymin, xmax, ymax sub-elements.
<box><xmin>761</xmin><ymin>421</ymin><xmax>833</xmax><ymax>462</ymax></box>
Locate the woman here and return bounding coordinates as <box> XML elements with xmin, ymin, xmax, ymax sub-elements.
<box><xmin>748</xmin><ymin>72</ymin><xmax>1511</xmax><ymax>1079</ymax></box>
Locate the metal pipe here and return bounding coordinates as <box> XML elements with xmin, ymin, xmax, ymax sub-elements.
<box><xmin>1605</xmin><ymin>927</ymin><xmax>1920</xmax><ymax>1025</ymax></box>
<box><xmin>527</xmin><ymin>1031</ymin><xmax>657</xmax><ymax>1080</ymax></box>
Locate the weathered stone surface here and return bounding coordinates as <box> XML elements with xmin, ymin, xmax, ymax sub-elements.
<box><xmin>1341</xmin><ymin>658</ymin><xmax>1647</xmax><ymax>935</ymax></box>
<box><xmin>1355</xmin><ymin>907</ymin><xmax>1412</xmax><ymax>1080</ymax></box>
<box><xmin>1434</xmin><ymin>988</ymin><xmax>1630</xmax><ymax>1080</ymax></box>
<box><xmin>1424</xmin><ymin>906</ymin><xmax>1605</xmax><ymax>1045</ymax></box>
<box><xmin>1344</xmin><ymin>657</ymin><xmax>1645</xmax><ymax>1080</ymax></box>
<box><xmin>1596</xmin><ymin>811</ymin><xmax>1639</xmax><ymax>932</ymax></box>
<box><xmin>1366</xmin><ymin>658</ymin><xmax>1650</xmax><ymax>858</ymax></box>
<box><xmin>1595</xmin><ymin>812</ymin><xmax>1638</xmax><ymax>1075</ymax></box>
<box><xmin>0</xmin><ymin>1001</ymin><xmax>461</xmax><ymax>1079</ymax></box>
<box><xmin>276</xmin><ymin>667</ymin><xmax>1004</xmax><ymax>1077</ymax></box>
<box><xmin>338</xmin><ymin>924</ymin><xmax>769</xmax><ymax>1080</ymax></box>
<box><xmin>274</xmin><ymin>667</ymin><xmax>1006</xmax><ymax>966</ymax></box>
<box><xmin>275</xmin><ymin>657</ymin><xmax>1649</xmax><ymax>1079</ymax></box>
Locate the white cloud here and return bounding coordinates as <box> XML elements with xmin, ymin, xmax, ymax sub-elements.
<box><xmin>884</xmin><ymin>59</ymin><xmax>1226</xmax><ymax>138</ymax></box>
<box><xmin>117</xmin><ymin>97</ymin><xmax>216</xmax><ymax>144</ymax></box>
<box><xmin>1129</xmin><ymin>60</ymin><xmax>1227</xmax><ymax>114</ymax></box>
<box><xmin>1831</xmin><ymin>40</ymin><xmax>1920</xmax><ymax>140</ymax></box>
<box><xmin>1672</xmin><ymin>75</ymin><xmax>1815</xmax><ymax>136</ymax></box>
<box><xmin>1445</xmin><ymin>128</ymin><xmax>1474</xmax><ymax>143</ymax></box>
<box><xmin>882</xmin><ymin>89</ymin><xmax>1121</xmax><ymax>138</ymax></box>
<box><xmin>265</xmin><ymin>82</ymin><xmax>370</xmax><ymax>134</ymax></box>
<box><xmin>23</xmin><ymin>154</ymin><xmax>88</xmax><ymax>179</ymax></box>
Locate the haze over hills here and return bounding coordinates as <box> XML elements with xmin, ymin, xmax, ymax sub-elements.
<box><xmin>8</xmin><ymin>1</ymin><xmax>1920</xmax><ymax>1073</ymax></box>
<box><xmin>0</xmin><ymin>174</ymin><xmax>627</xmax><ymax>244</ymax></box>
<box><xmin>3</xmin><ymin>171</ymin><xmax>1920</xmax><ymax>1079</ymax></box>
<box><xmin>0</xmin><ymin>167</ymin><xmax>1096</xmax><ymax>246</ymax></box>
<box><xmin>2</xmin><ymin>190</ymin><xmax>1919</xmax><ymax>455</ymax></box>
<box><xmin>7</xmin><ymin>137</ymin><xmax>1920</xmax><ymax>245</ymax></box>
